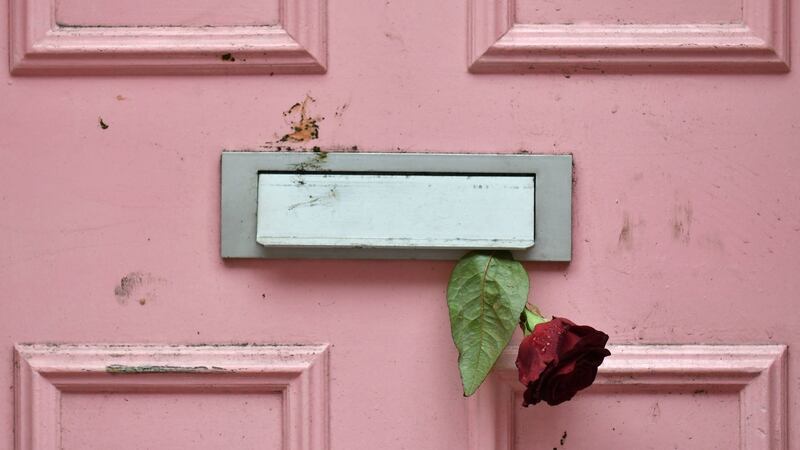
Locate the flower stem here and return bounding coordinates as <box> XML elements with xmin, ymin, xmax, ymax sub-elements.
<box><xmin>520</xmin><ymin>305</ymin><xmax>548</xmax><ymax>336</ymax></box>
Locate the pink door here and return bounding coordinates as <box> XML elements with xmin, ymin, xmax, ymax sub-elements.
<box><xmin>0</xmin><ymin>0</ymin><xmax>796</xmax><ymax>448</ymax></box>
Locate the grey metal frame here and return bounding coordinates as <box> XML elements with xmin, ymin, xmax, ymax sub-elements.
<box><xmin>221</xmin><ymin>152</ymin><xmax>572</xmax><ymax>261</ymax></box>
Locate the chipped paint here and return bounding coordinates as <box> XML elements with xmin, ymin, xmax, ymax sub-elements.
<box><xmin>279</xmin><ymin>95</ymin><xmax>321</xmax><ymax>143</ymax></box>
<box><xmin>106</xmin><ymin>364</ymin><xmax>228</xmax><ymax>374</ymax></box>
<box><xmin>98</xmin><ymin>117</ymin><xmax>109</xmax><ymax>129</ymax></box>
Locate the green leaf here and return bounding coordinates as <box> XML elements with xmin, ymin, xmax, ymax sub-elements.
<box><xmin>447</xmin><ymin>251</ymin><xmax>529</xmax><ymax>396</ymax></box>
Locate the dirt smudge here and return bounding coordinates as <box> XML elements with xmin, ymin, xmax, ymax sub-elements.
<box><xmin>334</xmin><ymin>102</ymin><xmax>349</xmax><ymax>118</ymax></box>
<box><xmin>618</xmin><ymin>213</ymin><xmax>633</xmax><ymax>249</ymax></box>
<box><xmin>114</xmin><ymin>272</ymin><xmax>164</xmax><ymax>305</ymax></box>
<box><xmin>672</xmin><ymin>201</ymin><xmax>693</xmax><ymax>243</ymax></box>
<box><xmin>291</xmin><ymin>149</ymin><xmax>329</xmax><ymax>172</ymax></box>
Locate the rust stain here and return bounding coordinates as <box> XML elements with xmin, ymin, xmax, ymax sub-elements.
<box><xmin>115</xmin><ymin>95</ymin><xmax>126</xmax><ymax>101</ymax></box>
<box><xmin>279</xmin><ymin>95</ymin><xmax>321</xmax><ymax>143</ymax></box>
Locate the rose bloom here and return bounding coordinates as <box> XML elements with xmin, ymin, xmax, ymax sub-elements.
<box><xmin>515</xmin><ymin>317</ymin><xmax>611</xmax><ymax>406</ymax></box>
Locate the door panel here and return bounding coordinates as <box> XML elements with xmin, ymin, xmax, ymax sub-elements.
<box><xmin>14</xmin><ymin>344</ymin><xmax>328</xmax><ymax>450</ymax></box>
<box><xmin>469</xmin><ymin>346</ymin><xmax>787</xmax><ymax>449</ymax></box>
<box><xmin>1</xmin><ymin>0</ymin><xmax>798</xmax><ymax>448</ymax></box>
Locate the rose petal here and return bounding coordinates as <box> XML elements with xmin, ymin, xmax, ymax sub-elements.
<box><xmin>516</xmin><ymin>317</ymin><xmax>611</xmax><ymax>408</ymax></box>
<box><xmin>516</xmin><ymin>321</ymin><xmax>565</xmax><ymax>385</ymax></box>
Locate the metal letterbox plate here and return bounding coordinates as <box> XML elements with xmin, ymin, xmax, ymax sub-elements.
<box><xmin>221</xmin><ymin>152</ymin><xmax>572</xmax><ymax>261</ymax></box>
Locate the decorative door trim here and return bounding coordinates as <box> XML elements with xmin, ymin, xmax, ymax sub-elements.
<box><xmin>9</xmin><ymin>0</ymin><xmax>327</xmax><ymax>75</ymax></box>
<box><xmin>468</xmin><ymin>344</ymin><xmax>787</xmax><ymax>450</ymax></box>
<box><xmin>14</xmin><ymin>343</ymin><xmax>330</xmax><ymax>450</ymax></box>
<box><xmin>468</xmin><ymin>0</ymin><xmax>789</xmax><ymax>73</ymax></box>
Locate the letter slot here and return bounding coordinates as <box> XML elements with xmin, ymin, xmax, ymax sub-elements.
<box><xmin>256</xmin><ymin>173</ymin><xmax>535</xmax><ymax>249</ymax></box>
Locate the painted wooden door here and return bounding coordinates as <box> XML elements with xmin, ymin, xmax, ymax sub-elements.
<box><xmin>0</xmin><ymin>0</ymin><xmax>796</xmax><ymax>449</ymax></box>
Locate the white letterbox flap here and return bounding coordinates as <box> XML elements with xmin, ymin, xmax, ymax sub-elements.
<box><xmin>256</xmin><ymin>173</ymin><xmax>535</xmax><ymax>249</ymax></box>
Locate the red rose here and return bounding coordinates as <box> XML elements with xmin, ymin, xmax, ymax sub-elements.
<box><xmin>515</xmin><ymin>317</ymin><xmax>610</xmax><ymax>406</ymax></box>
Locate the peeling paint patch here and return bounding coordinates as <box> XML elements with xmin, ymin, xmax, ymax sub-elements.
<box><xmin>106</xmin><ymin>364</ymin><xmax>227</xmax><ymax>374</ymax></box>
<box><xmin>278</xmin><ymin>95</ymin><xmax>321</xmax><ymax>143</ymax></box>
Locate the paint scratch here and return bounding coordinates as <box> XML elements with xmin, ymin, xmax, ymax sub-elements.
<box><xmin>287</xmin><ymin>187</ymin><xmax>337</xmax><ymax>210</ymax></box>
